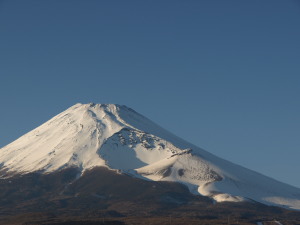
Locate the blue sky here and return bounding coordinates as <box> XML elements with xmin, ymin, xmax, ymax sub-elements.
<box><xmin>0</xmin><ymin>0</ymin><xmax>300</xmax><ymax>187</ymax></box>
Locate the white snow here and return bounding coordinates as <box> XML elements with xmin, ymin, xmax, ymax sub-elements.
<box><xmin>1</xmin><ymin>103</ymin><xmax>300</xmax><ymax>210</ymax></box>
<box><xmin>0</xmin><ymin>103</ymin><xmax>123</xmax><ymax>173</ymax></box>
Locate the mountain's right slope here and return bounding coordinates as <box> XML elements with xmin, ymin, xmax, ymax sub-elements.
<box><xmin>114</xmin><ymin>105</ymin><xmax>300</xmax><ymax>210</ymax></box>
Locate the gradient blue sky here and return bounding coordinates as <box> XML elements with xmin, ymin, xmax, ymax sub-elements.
<box><xmin>0</xmin><ymin>0</ymin><xmax>300</xmax><ymax>187</ymax></box>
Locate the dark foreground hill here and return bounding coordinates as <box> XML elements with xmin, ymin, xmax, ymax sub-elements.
<box><xmin>0</xmin><ymin>167</ymin><xmax>299</xmax><ymax>225</ymax></box>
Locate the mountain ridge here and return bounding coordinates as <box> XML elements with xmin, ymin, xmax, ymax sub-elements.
<box><xmin>1</xmin><ymin>103</ymin><xmax>300</xmax><ymax>210</ymax></box>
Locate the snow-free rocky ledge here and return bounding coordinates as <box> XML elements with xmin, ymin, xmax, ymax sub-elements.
<box><xmin>0</xmin><ymin>103</ymin><xmax>300</xmax><ymax>210</ymax></box>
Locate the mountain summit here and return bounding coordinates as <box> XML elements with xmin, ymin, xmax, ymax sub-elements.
<box><xmin>1</xmin><ymin>103</ymin><xmax>300</xmax><ymax>210</ymax></box>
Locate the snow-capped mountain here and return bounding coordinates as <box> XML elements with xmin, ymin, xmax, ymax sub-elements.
<box><xmin>1</xmin><ymin>103</ymin><xmax>300</xmax><ymax>210</ymax></box>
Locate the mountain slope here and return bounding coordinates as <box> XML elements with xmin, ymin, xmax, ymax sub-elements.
<box><xmin>2</xmin><ymin>167</ymin><xmax>299</xmax><ymax>225</ymax></box>
<box><xmin>0</xmin><ymin>103</ymin><xmax>300</xmax><ymax>210</ymax></box>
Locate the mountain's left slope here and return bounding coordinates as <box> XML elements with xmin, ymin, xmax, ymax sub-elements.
<box><xmin>0</xmin><ymin>103</ymin><xmax>124</xmax><ymax>173</ymax></box>
<box><xmin>1</xmin><ymin>103</ymin><xmax>300</xmax><ymax>211</ymax></box>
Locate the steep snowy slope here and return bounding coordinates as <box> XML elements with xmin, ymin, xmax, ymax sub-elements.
<box><xmin>0</xmin><ymin>103</ymin><xmax>300</xmax><ymax>210</ymax></box>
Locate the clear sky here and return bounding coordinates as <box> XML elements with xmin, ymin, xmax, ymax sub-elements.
<box><xmin>0</xmin><ymin>0</ymin><xmax>299</xmax><ymax>187</ymax></box>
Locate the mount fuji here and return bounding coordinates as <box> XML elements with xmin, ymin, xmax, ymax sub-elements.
<box><xmin>1</xmin><ymin>103</ymin><xmax>300</xmax><ymax>211</ymax></box>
